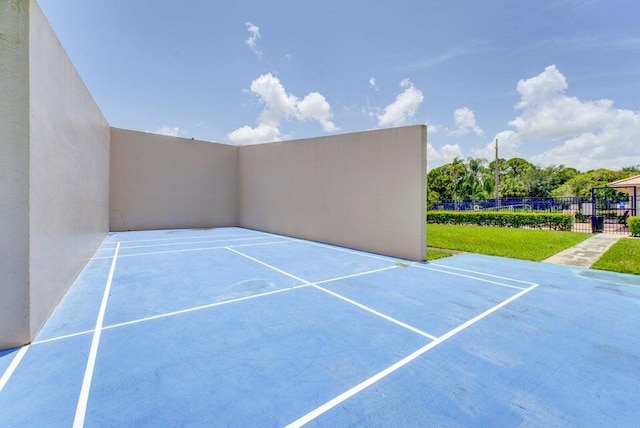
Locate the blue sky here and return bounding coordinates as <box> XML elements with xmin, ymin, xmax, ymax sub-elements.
<box><xmin>38</xmin><ymin>0</ymin><xmax>640</xmax><ymax>170</ymax></box>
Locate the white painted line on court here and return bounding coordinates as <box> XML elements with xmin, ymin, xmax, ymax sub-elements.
<box><xmin>413</xmin><ymin>264</ymin><xmax>526</xmax><ymax>290</ymax></box>
<box><xmin>99</xmin><ymin>231</ymin><xmax>256</xmax><ymax>245</ymax></box>
<box><xmin>312</xmin><ymin>284</ymin><xmax>438</xmax><ymax>341</ymax></box>
<box><xmin>102</xmin><ymin>284</ymin><xmax>310</xmax><ymax>331</ymax></box>
<box><xmin>81</xmin><ymin>266</ymin><xmax>387</xmax><ymax>334</ymax></box>
<box><xmin>0</xmin><ymin>345</ymin><xmax>30</xmax><ymax>393</ymax></box>
<box><xmin>254</xmin><ymin>231</ymin><xmax>404</xmax><ymax>264</ymax></box>
<box><xmin>102</xmin><ymin>265</ymin><xmax>404</xmax><ymax>332</ymax></box>
<box><xmin>314</xmin><ymin>266</ymin><xmax>399</xmax><ymax>285</ymax></box>
<box><xmin>93</xmin><ymin>240</ymin><xmax>290</xmax><ymax>259</ymax></box>
<box><xmin>32</xmin><ymin>329</ymin><xmax>95</xmax><ymax>346</ymax></box>
<box><xmin>427</xmin><ymin>262</ymin><xmax>538</xmax><ymax>286</ymax></box>
<box><xmin>114</xmin><ymin>235</ymin><xmax>279</xmax><ymax>250</ymax></box>
<box><xmin>271</xmin><ymin>233</ymin><xmax>534</xmax><ymax>288</ymax></box>
<box><xmin>73</xmin><ymin>242</ymin><xmax>120</xmax><ymax>428</ymax></box>
<box><xmin>285</xmin><ymin>282</ymin><xmax>540</xmax><ymax>428</ymax></box>
<box><xmin>295</xmin><ymin>238</ymin><xmax>402</xmax><ymax>263</ymax></box>
<box><xmin>226</xmin><ymin>247</ymin><xmax>310</xmax><ymax>284</ymax></box>
<box><xmin>228</xmin><ymin>248</ymin><xmax>438</xmax><ymax>341</ymax></box>
<box><xmin>31</xmin><ymin>285</ymin><xmax>312</xmax><ymax>344</ymax></box>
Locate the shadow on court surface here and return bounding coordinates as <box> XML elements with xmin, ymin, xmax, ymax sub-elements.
<box><xmin>1</xmin><ymin>227</ymin><xmax>639</xmax><ymax>426</ymax></box>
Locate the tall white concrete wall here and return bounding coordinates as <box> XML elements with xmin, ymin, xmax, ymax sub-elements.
<box><xmin>0</xmin><ymin>0</ymin><xmax>31</xmax><ymax>348</ymax></box>
<box><xmin>110</xmin><ymin>128</ymin><xmax>238</xmax><ymax>231</ymax></box>
<box><xmin>239</xmin><ymin>126</ymin><xmax>427</xmax><ymax>261</ymax></box>
<box><xmin>0</xmin><ymin>0</ymin><xmax>110</xmax><ymax>349</ymax></box>
<box><xmin>27</xmin><ymin>0</ymin><xmax>110</xmax><ymax>338</ymax></box>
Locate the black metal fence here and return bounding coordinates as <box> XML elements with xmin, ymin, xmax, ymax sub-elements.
<box><xmin>430</xmin><ymin>196</ymin><xmax>636</xmax><ymax>235</ymax></box>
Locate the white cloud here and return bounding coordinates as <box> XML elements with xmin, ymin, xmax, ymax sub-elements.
<box><xmin>447</xmin><ymin>107</ymin><xmax>484</xmax><ymax>136</ymax></box>
<box><xmin>509</xmin><ymin>65</ymin><xmax>615</xmax><ymax>141</ymax></box>
<box><xmin>472</xmin><ymin>130</ymin><xmax>520</xmax><ymax>160</ymax></box>
<box><xmin>368</xmin><ymin>77</ymin><xmax>378</xmax><ymax>90</ymax></box>
<box><xmin>377</xmin><ymin>79</ymin><xmax>424</xmax><ymax>127</ymax></box>
<box><xmin>152</xmin><ymin>126</ymin><xmax>181</xmax><ymax>137</ymax></box>
<box><xmin>530</xmin><ymin>110</ymin><xmax>640</xmax><ymax>168</ymax></box>
<box><xmin>245</xmin><ymin>22</ymin><xmax>263</xmax><ymax>58</ymax></box>
<box><xmin>427</xmin><ymin>143</ymin><xmax>464</xmax><ymax>165</ymax></box>
<box><xmin>297</xmin><ymin>92</ymin><xmax>338</xmax><ymax>131</ymax></box>
<box><xmin>227</xmin><ymin>124</ymin><xmax>280</xmax><ymax>146</ymax></box>
<box><xmin>250</xmin><ymin>73</ymin><xmax>298</xmax><ymax>126</ymax></box>
<box><xmin>498</xmin><ymin>64</ymin><xmax>640</xmax><ymax>169</ymax></box>
<box><xmin>427</xmin><ymin>124</ymin><xmax>440</xmax><ymax>134</ymax></box>
<box><xmin>228</xmin><ymin>73</ymin><xmax>338</xmax><ymax>144</ymax></box>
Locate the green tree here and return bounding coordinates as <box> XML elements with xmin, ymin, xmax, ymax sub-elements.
<box><xmin>505</xmin><ymin>157</ymin><xmax>535</xmax><ymax>178</ymax></box>
<box><xmin>620</xmin><ymin>165</ymin><xmax>640</xmax><ymax>176</ymax></box>
<box><xmin>500</xmin><ymin>176</ymin><xmax>528</xmax><ymax>197</ymax></box>
<box><xmin>427</xmin><ymin>164</ymin><xmax>455</xmax><ymax>200</ymax></box>
<box><xmin>459</xmin><ymin>158</ymin><xmax>490</xmax><ymax>200</ymax></box>
<box><xmin>450</xmin><ymin>157</ymin><xmax>467</xmax><ymax>201</ymax></box>
<box><xmin>525</xmin><ymin>165</ymin><xmax>578</xmax><ymax>197</ymax></box>
<box><xmin>488</xmin><ymin>157</ymin><xmax>533</xmax><ymax>198</ymax></box>
<box><xmin>552</xmin><ymin>167</ymin><xmax>638</xmax><ymax>197</ymax></box>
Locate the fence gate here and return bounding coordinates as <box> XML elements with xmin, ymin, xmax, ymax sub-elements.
<box><xmin>590</xmin><ymin>186</ymin><xmax>636</xmax><ymax>234</ymax></box>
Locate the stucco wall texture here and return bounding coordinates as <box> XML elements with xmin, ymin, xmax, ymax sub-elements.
<box><xmin>110</xmin><ymin>127</ymin><xmax>426</xmax><ymax>263</ymax></box>
<box><xmin>28</xmin><ymin>0</ymin><xmax>110</xmax><ymax>339</ymax></box>
<box><xmin>0</xmin><ymin>0</ymin><xmax>110</xmax><ymax>349</ymax></box>
<box><xmin>110</xmin><ymin>128</ymin><xmax>239</xmax><ymax>231</ymax></box>
<box><xmin>0</xmin><ymin>0</ymin><xmax>31</xmax><ymax>348</ymax></box>
<box><xmin>239</xmin><ymin>127</ymin><xmax>427</xmax><ymax>261</ymax></box>
<box><xmin>0</xmin><ymin>0</ymin><xmax>426</xmax><ymax>350</ymax></box>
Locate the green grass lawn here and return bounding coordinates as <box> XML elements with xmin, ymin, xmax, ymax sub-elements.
<box><xmin>426</xmin><ymin>249</ymin><xmax>452</xmax><ymax>261</ymax></box>
<box><xmin>427</xmin><ymin>224</ymin><xmax>591</xmax><ymax>261</ymax></box>
<box><xmin>591</xmin><ymin>238</ymin><xmax>640</xmax><ymax>275</ymax></box>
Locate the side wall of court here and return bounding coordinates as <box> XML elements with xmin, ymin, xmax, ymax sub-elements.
<box><xmin>0</xmin><ymin>0</ymin><xmax>111</xmax><ymax>349</ymax></box>
<box><xmin>27</xmin><ymin>0</ymin><xmax>111</xmax><ymax>339</ymax></box>
<box><xmin>0</xmin><ymin>0</ymin><xmax>31</xmax><ymax>348</ymax></box>
<box><xmin>109</xmin><ymin>128</ymin><xmax>239</xmax><ymax>231</ymax></box>
<box><xmin>239</xmin><ymin>126</ymin><xmax>427</xmax><ymax>261</ymax></box>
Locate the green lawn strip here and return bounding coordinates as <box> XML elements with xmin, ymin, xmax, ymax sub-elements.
<box><xmin>426</xmin><ymin>249</ymin><xmax>453</xmax><ymax>261</ymax></box>
<box><xmin>591</xmin><ymin>238</ymin><xmax>640</xmax><ymax>275</ymax></box>
<box><xmin>427</xmin><ymin>224</ymin><xmax>591</xmax><ymax>261</ymax></box>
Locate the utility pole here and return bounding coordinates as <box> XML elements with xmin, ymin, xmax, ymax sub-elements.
<box><xmin>494</xmin><ymin>138</ymin><xmax>499</xmax><ymax>208</ymax></box>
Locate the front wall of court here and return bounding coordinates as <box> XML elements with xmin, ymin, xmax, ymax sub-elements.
<box><xmin>109</xmin><ymin>128</ymin><xmax>239</xmax><ymax>231</ymax></box>
<box><xmin>109</xmin><ymin>126</ymin><xmax>427</xmax><ymax>262</ymax></box>
<box><xmin>238</xmin><ymin>126</ymin><xmax>427</xmax><ymax>261</ymax></box>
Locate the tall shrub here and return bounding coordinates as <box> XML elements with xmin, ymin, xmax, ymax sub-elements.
<box><xmin>629</xmin><ymin>216</ymin><xmax>640</xmax><ymax>237</ymax></box>
<box><xmin>426</xmin><ymin>211</ymin><xmax>573</xmax><ymax>231</ymax></box>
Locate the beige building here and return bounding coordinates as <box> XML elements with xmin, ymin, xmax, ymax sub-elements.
<box><xmin>607</xmin><ymin>174</ymin><xmax>640</xmax><ymax>216</ymax></box>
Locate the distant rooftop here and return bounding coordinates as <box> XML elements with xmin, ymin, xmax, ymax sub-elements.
<box><xmin>608</xmin><ymin>174</ymin><xmax>640</xmax><ymax>188</ymax></box>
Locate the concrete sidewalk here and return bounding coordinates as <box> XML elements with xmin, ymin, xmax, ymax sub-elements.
<box><xmin>543</xmin><ymin>233</ymin><xmax>624</xmax><ymax>268</ymax></box>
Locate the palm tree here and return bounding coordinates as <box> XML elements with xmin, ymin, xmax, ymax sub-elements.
<box><xmin>464</xmin><ymin>158</ymin><xmax>489</xmax><ymax>201</ymax></box>
<box><xmin>450</xmin><ymin>157</ymin><xmax>466</xmax><ymax>209</ymax></box>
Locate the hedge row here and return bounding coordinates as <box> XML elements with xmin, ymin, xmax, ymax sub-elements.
<box><xmin>629</xmin><ymin>216</ymin><xmax>640</xmax><ymax>237</ymax></box>
<box><xmin>427</xmin><ymin>211</ymin><xmax>573</xmax><ymax>231</ymax></box>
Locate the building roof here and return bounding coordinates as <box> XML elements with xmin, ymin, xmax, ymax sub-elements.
<box><xmin>607</xmin><ymin>174</ymin><xmax>640</xmax><ymax>188</ymax></box>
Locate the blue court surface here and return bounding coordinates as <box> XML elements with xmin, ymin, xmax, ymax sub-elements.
<box><xmin>1</xmin><ymin>227</ymin><xmax>639</xmax><ymax>427</ymax></box>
